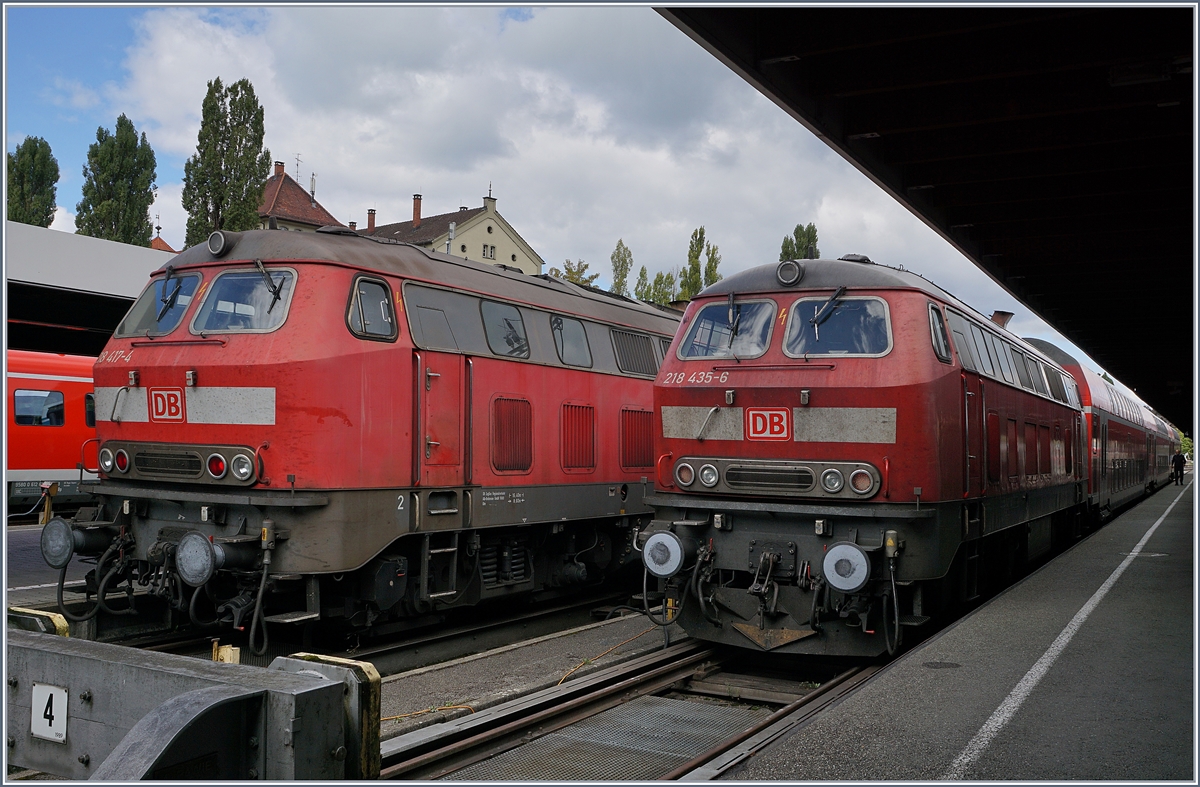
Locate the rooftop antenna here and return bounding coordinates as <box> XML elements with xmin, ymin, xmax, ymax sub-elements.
<box><xmin>154</xmin><ymin>213</ymin><xmax>161</xmax><ymax>237</ymax></box>
<box><xmin>294</xmin><ymin>153</ymin><xmax>302</xmax><ymax>181</ymax></box>
<box><xmin>309</xmin><ymin>172</ymin><xmax>317</xmax><ymax>207</ymax></box>
<box><xmin>488</xmin><ymin>181</ymin><xmax>492</xmax><ymax>198</ymax></box>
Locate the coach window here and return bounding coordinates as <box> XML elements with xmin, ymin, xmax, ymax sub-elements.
<box><xmin>929</xmin><ymin>306</ymin><xmax>952</xmax><ymax>363</ymax></box>
<box><xmin>191</xmin><ymin>267</ymin><xmax>296</xmax><ymax>334</ymax></box>
<box><xmin>14</xmin><ymin>390</ymin><xmax>64</xmax><ymax>426</ymax></box>
<box><xmin>115</xmin><ymin>272</ymin><xmax>201</xmax><ymax>337</ymax></box>
<box><xmin>347</xmin><ymin>277</ymin><xmax>397</xmax><ymax>341</ymax></box>
<box><xmin>784</xmin><ymin>296</ymin><xmax>891</xmax><ymax>357</ymax></box>
<box><xmin>85</xmin><ymin>394</ymin><xmax>95</xmax><ymax>427</ymax></box>
<box><xmin>481</xmin><ymin>301</ymin><xmax>530</xmax><ymax>358</ymax></box>
<box><xmin>682</xmin><ymin>300</ymin><xmax>775</xmax><ymax>359</ymax></box>
<box><xmin>551</xmin><ymin>315</ymin><xmax>592</xmax><ymax>367</ymax></box>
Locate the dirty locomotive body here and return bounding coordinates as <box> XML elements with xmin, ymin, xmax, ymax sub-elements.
<box><xmin>42</xmin><ymin>228</ymin><xmax>679</xmax><ymax>647</ymax></box>
<box><xmin>640</xmin><ymin>256</ymin><xmax>1171</xmax><ymax>658</ymax></box>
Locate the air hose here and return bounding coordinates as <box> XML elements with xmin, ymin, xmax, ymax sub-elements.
<box><xmin>248</xmin><ymin>551</ymin><xmax>271</xmax><ymax>657</ymax></box>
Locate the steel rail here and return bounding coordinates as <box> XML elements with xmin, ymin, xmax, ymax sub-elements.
<box><xmin>662</xmin><ymin>663</ymin><xmax>882</xmax><ymax>781</ymax></box>
<box><xmin>378</xmin><ymin>641</ymin><xmax>714</xmax><ymax>779</ymax></box>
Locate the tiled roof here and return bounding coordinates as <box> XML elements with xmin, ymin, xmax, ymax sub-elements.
<box><xmin>258</xmin><ymin>173</ymin><xmax>344</xmax><ymax>228</ymax></box>
<box><xmin>362</xmin><ymin>207</ymin><xmax>485</xmax><ymax>245</ymax></box>
<box><xmin>150</xmin><ymin>236</ymin><xmax>177</xmax><ymax>253</ymax></box>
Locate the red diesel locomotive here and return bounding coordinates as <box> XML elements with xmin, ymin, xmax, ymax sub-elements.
<box><xmin>7</xmin><ymin>350</ymin><xmax>98</xmax><ymax>515</ymax></box>
<box><xmin>640</xmin><ymin>255</ymin><xmax>1179</xmax><ymax>657</ymax></box>
<box><xmin>41</xmin><ymin>228</ymin><xmax>679</xmax><ymax>650</ymax></box>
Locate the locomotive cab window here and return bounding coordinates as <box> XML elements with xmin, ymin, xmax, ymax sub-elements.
<box><xmin>14</xmin><ymin>389</ymin><xmax>64</xmax><ymax>426</ymax></box>
<box><xmin>784</xmin><ymin>295</ymin><xmax>891</xmax><ymax>357</ymax></box>
<box><xmin>191</xmin><ymin>267</ymin><xmax>296</xmax><ymax>334</ymax></box>
<box><xmin>929</xmin><ymin>305</ymin><xmax>952</xmax><ymax>363</ymax></box>
<box><xmin>551</xmin><ymin>315</ymin><xmax>592</xmax><ymax>367</ymax></box>
<box><xmin>115</xmin><ymin>272</ymin><xmax>201</xmax><ymax>337</ymax></box>
<box><xmin>679</xmin><ymin>299</ymin><xmax>776</xmax><ymax>359</ymax></box>
<box><xmin>347</xmin><ymin>277</ymin><xmax>397</xmax><ymax>341</ymax></box>
<box><xmin>481</xmin><ymin>301</ymin><xmax>530</xmax><ymax>358</ymax></box>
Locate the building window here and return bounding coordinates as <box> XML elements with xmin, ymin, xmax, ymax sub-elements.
<box><xmin>460</xmin><ymin>244</ymin><xmax>467</xmax><ymax>253</ymax></box>
<box><xmin>487</xmin><ymin>225</ymin><xmax>494</xmax><ymax>234</ymax></box>
<box><xmin>511</xmin><ymin>254</ymin><xmax>517</xmax><ymax>262</ymax></box>
<box><xmin>490</xmin><ymin>245</ymin><xmax>496</xmax><ymax>259</ymax></box>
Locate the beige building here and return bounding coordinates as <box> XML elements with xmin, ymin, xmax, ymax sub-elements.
<box><xmin>358</xmin><ymin>194</ymin><xmax>543</xmax><ymax>275</ymax></box>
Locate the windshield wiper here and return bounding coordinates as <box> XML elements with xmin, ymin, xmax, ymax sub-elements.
<box><xmin>809</xmin><ymin>286</ymin><xmax>846</xmax><ymax>341</ymax></box>
<box><xmin>254</xmin><ymin>258</ymin><xmax>284</xmax><ymax>314</ymax></box>
<box><xmin>725</xmin><ymin>291</ymin><xmax>743</xmax><ymax>354</ymax></box>
<box><xmin>156</xmin><ymin>266</ymin><xmax>181</xmax><ymax>321</ymax></box>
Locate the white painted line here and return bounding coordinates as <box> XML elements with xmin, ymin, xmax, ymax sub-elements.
<box><xmin>7</xmin><ymin>580</ymin><xmax>85</xmax><ymax>592</ymax></box>
<box><xmin>942</xmin><ymin>481</ymin><xmax>1192</xmax><ymax>780</ymax></box>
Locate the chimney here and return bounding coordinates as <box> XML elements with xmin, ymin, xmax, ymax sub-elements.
<box><xmin>274</xmin><ymin>161</ymin><xmax>285</xmax><ymax>177</ymax></box>
<box><xmin>989</xmin><ymin>310</ymin><xmax>1014</xmax><ymax>329</ymax></box>
<box><xmin>412</xmin><ymin>194</ymin><xmax>422</xmax><ymax>228</ymax></box>
<box><xmin>348</xmin><ymin>221</ymin><xmax>357</xmax><ymax>231</ymax></box>
<box><xmin>367</xmin><ymin>209</ymin><xmax>376</xmax><ymax>232</ymax></box>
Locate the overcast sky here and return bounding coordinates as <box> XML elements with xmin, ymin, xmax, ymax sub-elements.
<box><xmin>3</xmin><ymin>5</ymin><xmax>1150</xmax><ymax>393</ymax></box>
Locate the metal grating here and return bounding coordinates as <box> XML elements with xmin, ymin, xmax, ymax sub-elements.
<box><xmin>134</xmin><ymin>451</ymin><xmax>202</xmax><ymax>477</ymax></box>
<box><xmin>444</xmin><ymin>695</ymin><xmax>770</xmax><ymax>781</ymax></box>
<box><xmin>561</xmin><ymin>403</ymin><xmax>596</xmax><ymax>470</ymax></box>
<box><xmin>726</xmin><ymin>465</ymin><xmax>815</xmax><ymax>490</ymax></box>
<box><xmin>620</xmin><ymin>408</ymin><xmax>654</xmax><ymax>469</ymax></box>
<box><xmin>491</xmin><ymin>397</ymin><xmax>532</xmax><ymax>471</ymax></box>
<box><xmin>611</xmin><ymin>329</ymin><xmax>659</xmax><ymax>376</ymax></box>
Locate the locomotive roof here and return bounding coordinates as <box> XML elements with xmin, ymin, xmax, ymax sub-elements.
<box><xmin>159</xmin><ymin>228</ymin><xmax>679</xmax><ymax>335</ymax></box>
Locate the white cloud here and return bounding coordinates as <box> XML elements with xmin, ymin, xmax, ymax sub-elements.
<box><xmin>49</xmin><ymin>206</ymin><xmax>76</xmax><ymax>233</ymax></box>
<box><xmin>48</xmin><ymin>77</ymin><xmax>100</xmax><ymax>110</ymax></box>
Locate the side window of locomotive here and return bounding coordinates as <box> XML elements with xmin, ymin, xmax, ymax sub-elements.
<box><xmin>1026</xmin><ymin>358</ymin><xmax>1049</xmax><ymax>396</ymax></box>
<box><xmin>968</xmin><ymin>324</ymin><xmax>996</xmax><ymax>377</ymax></box>
<box><xmin>115</xmin><ymin>273</ymin><xmax>201</xmax><ymax>337</ymax></box>
<box><xmin>1008</xmin><ymin>346</ymin><xmax>1034</xmax><ymax>390</ymax></box>
<box><xmin>929</xmin><ymin>305</ymin><xmax>952</xmax><ymax>363</ymax></box>
<box><xmin>612</xmin><ymin>329</ymin><xmax>659</xmax><ymax>376</ymax></box>
<box><xmin>784</xmin><ymin>296</ymin><xmax>890</xmax><ymax>357</ymax></box>
<box><xmin>347</xmin><ymin>278</ymin><xmax>396</xmax><ymax>340</ymax></box>
<box><xmin>481</xmin><ymin>301</ymin><xmax>530</xmax><ymax>358</ymax></box>
<box><xmin>680</xmin><ymin>300</ymin><xmax>776</xmax><ymax>359</ymax></box>
<box><xmin>413</xmin><ymin>307</ymin><xmax>459</xmax><ymax>351</ymax></box>
<box><xmin>14</xmin><ymin>389</ymin><xmax>64</xmax><ymax>426</ymax></box>
<box><xmin>944</xmin><ymin>311</ymin><xmax>976</xmax><ymax>370</ymax></box>
<box><xmin>191</xmin><ymin>268</ymin><xmax>296</xmax><ymax>334</ymax></box>
<box><xmin>551</xmin><ymin>315</ymin><xmax>592</xmax><ymax>368</ymax></box>
<box><xmin>988</xmin><ymin>333</ymin><xmax>1015</xmax><ymax>384</ymax></box>
<box><xmin>1045</xmin><ymin>368</ymin><xmax>1069</xmax><ymax>403</ymax></box>
<box><xmin>85</xmin><ymin>393</ymin><xmax>96</xmax><ymax>428</ymax></box>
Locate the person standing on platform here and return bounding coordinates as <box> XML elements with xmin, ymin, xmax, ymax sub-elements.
<box><xmin>1171</xmin><ymin>450</ymin><xmax>1186</xmax><ymax>485</ymax></box>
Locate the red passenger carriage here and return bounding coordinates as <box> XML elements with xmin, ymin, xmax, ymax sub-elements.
<box><xmin>42</xmin><ymin>228</ymin><xmax>679</xmax><ymax>649</ymax></box>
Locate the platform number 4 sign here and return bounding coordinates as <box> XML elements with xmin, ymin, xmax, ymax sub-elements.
<box><xmin>30</xmin><ymin>683</ymin><xmax>68</xmax><ymax>743</ymax></box>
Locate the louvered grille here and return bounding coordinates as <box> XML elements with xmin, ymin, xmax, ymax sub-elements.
<box><xmin>621</xmin><ymin>409</ymin><xmax>654</xmax><ymax>469</ymax></box>
<box><xmin>561</xmin><ymin>403</ymin><xmax>595</xmax><ymax>470</ymax></box>
<box><xmin>611</xmin><ymin>330</ymin><xmax>659</xmax><ymax>376</ymax></box>
<box><xmin>492</xmin><ymin>397</ymin><xmax>532</xmax><ymax>471</ymax></box>
<box><xmin>134</xmin><ymin>452</ymin><xmax>203</xmax><ymax>477</ymax></box>
<box><xmin>479</xmin><ymin>541</ymin><xmax>531</xmax><ymax>587</ymax></box>
<box><xmin>725</xmin><ymin>465</ymin><xmax>815</xmax><ymax>490</ymax></box>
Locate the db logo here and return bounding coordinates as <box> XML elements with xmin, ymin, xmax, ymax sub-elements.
<box><xmin>148</xmin><ymin>388</ymin><xmax>185</xmax><ymax>422</ymax></box>
<box><xmin>746</xmin><ymin>408</ymin><xmax>791</xmax><ymax>441</ymax></box>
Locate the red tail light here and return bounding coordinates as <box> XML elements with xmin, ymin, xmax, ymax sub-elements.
<box><xmin>114</xmin><ymin>450</ymin><xmax>129</xmax><ymax>473</ymax></box>
<box><xmin>207</xmin><ymin>453</ymin><xmax>227</xmax><ymax>479</ymax></box>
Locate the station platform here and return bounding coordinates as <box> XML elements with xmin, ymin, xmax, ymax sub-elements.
<box><xmin>730</xmin><ymin>477</ymin><xmax>1195</xmax><ymax>781</ymax></box>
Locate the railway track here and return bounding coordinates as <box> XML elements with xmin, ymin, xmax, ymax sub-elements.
<box><xmin>378</xmin><ymin>640</ymin><xmax>879</xmax><ymax>781</ymax></box>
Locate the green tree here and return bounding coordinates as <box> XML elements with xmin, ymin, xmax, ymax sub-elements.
<box><xmin>633</xmin><ymin>266</ymin><xmax>650</xmax><ymax>301</ymax></box>
<box><xmin>679</xmin><ymin>226</ymin><xmax>705</xmax><ymax>300</ymax></box>
<box><xmin>548</xmin><ymin>258</ymin><xmax>600</xmax><ymax>287</ymax></box>
<box><xmin>648</xmin><ymin>269</ymin><xmax>678</xmax><ymax>305</ymax></box>
<box><xmin>609</xmin><ymin>239</ymin><xmax>633</xmax><ymax>297</ymax></box>
<box><xmin>75</xmin><ymin>115</ymin><xmax>157</xmax><ymax>246</ymax></box>
<box><xmin>780</xmin><ymin>222</ymin><xmax>820</xmax><ymax>261</ymax></box>
<box><xmin>7</xmin><ymin>136</ymin><xmax>59</xmax><ymax>227</ymax></box>
<box><xmin>703</xmin><ymin>242</ymin><xmax>722</xmax><ymax>287</ymax></box>
<box><xmin>182</xmin><ymin>77</ymin><xmax>271</xmax><ymax>248</ymax></box>
<box><xmin>1182</xmin><ymin>436</ymin><xmax>1192</xmax><ymax>460</ymax></box>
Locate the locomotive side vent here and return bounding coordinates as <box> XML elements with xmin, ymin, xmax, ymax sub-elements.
<box><xmin>611</xmin><ymin>330</ymin><xmax>659</xmax><ymax>376</ymax></box>
<box><xmin>725</xmin><ymin>464</ymin><xmax>815</xmax><ymax>490</ymax></box>
<box><xmin>561</xmin><ymin>403</ymin><xmax>596</xmax><ymax>471</ymax></box>
<box><xmin>621</xmin><ymin>409</ymin><xmax>654</xmax><ymax>469</ymax></box>
<box><xmin>480</xmin><ymin>539</ymin><xmax>532</xmax><ymax>587</ymax></box>
<box><xmin>135</xmin><ymin>451</ymin><xmax>203</xmax><ymax>478</ymax></box>
<box><xmin>492</xmin><ymin>397</ymin><xmax>533</xmax><ymax>472</ymax></box>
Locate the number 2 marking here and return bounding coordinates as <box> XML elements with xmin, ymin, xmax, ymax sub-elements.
<box><xmin>396</xmin><ymin>495</ymin><xmax>405</xmax><ymax>511</ymax></box>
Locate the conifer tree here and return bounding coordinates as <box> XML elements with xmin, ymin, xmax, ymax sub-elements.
<box><xmin>7</xmin><ymin>136</ymin><xmax>59</xmax><ymax>227</ymax></box>
<box><xmin>609</xmin><ymin>239</ymin><xmax>633</xmax><ymax>297</ymax></box>
<box><xmin>679</xmin><ymin>226</ymin><xmax>705</xmax><ymax>300</ymax></box>
<box><xmin>75</xmin><ymin>115</ymin><xmax>157</xmax><ymax>245</ymax></box>
<box><xmin>780</xmin><ymin>222</ymin><xmax>820</xmax><ymax>261</ymax></box>
<box><xmin>182</xmin><ymin>77</ymin><xmax>271</xmax><ymax>248</ymax></box>
<box><xmin>634</xmin><ymin>266</ymin><xmax>650</xmax><ymax>301</ymax></box>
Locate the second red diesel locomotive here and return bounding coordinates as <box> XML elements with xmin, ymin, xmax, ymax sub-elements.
<box><xmin>640</xmin><ymin>255</ymin><xmax>1178</xmax><ymax>657</ymax></box>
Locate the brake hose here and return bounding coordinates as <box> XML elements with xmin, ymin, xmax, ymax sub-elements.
<box><xmin>55</xmin><ymin>539</ymin><xmax>122</xmax><ymax>623</ymax></box>
<box><xmin>248</xmin><ymin>552</ymin><xmax>271</xmax><ymax>657</ymax></box>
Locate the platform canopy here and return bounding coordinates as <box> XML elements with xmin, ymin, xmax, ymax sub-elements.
<box><xmin>660</xmin><ymin>7</ymin><xmax>1194</xmax><ymax>433</ymax></box>
<box><xmin>5</xmin><ymin>221</ymin><xmax>173</xmax><ymax>356</ymax></box>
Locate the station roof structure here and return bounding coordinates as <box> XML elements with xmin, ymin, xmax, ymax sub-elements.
<box><xmin>5</xmin><ymin>221</ymin><xmax>174</xmax><ymax>356</ymax></box>
<box><xmin>660</xmin><ymin>6</ymin><xmax>1194</xmax><ymax>433</ymax></box>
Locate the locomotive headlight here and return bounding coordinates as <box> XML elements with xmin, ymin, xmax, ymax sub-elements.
<box><xmin>206</xmin><ymin>453</ymin><xmax>228</xmax><ymax>479</ymax></box>
<box><xmin>699</xmin><ymin>464</ymin><xmax>720</xmax><ymax>488</ymax></box>
<box><xmin>99</xmin><ymin>448</ymin><xmax>115</xmax><ymax>473</ymax></box>
<box><xmin>114</xmin><ymin>450</ymin><xmax>130</xmax><ymax>473</ymax></box>
<box><xmin>675</xmin><ymin>462</ymin><xmax>695</xmax><ymax>487</ymax></box>
<box><xmin>849</xmin><ymin>469</ymin><xmax>874</xmax><ymax>494</ymax></box>
<box><xmin>820</xmin><ymin>468</ymin><xmax>844</xmax><ymax>493</ymax></box>
<box><xmin>230</xmin><ymin>453</ymin><xmax>254</xmax><ymax>481</ymax></box>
